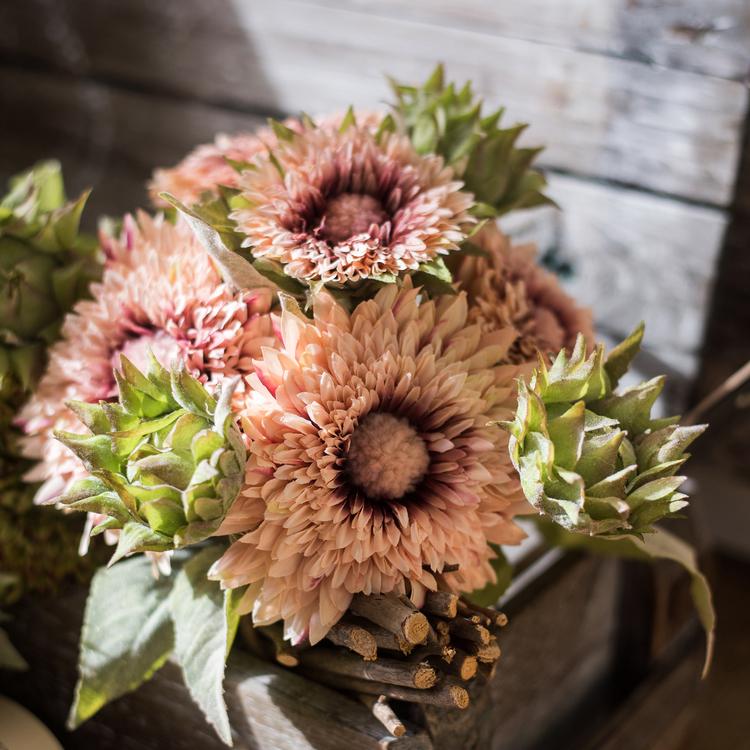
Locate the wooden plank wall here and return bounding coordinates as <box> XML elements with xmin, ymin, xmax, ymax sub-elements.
<box><xmin>0</xmin><ymin>0</ymin><xmax>748</xmax><ymax>387</ymax></box>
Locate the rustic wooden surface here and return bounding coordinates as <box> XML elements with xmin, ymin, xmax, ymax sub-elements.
<box><xmin>1</xmin><ymin>0</ymin><xmax>747</xmax><ymax>206</ymax></box>
<box><xmin>0</xmin><ymin>555</ymin><xmax>633</xmax><ymax>750</ymax></box>
<box><xmin>1</xmin><ymin>1</ymin><xmax>747</xmax><ymax>387</ymax></box>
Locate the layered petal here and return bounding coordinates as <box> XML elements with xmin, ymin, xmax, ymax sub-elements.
<box><xmin>211</xmin><ymin>280</ymin><xmax>526</xmax><ymax>644</ymax></box>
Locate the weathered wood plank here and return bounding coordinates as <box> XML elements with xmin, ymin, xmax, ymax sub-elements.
<box><xmin>0</xmin><ymin>66</ymin><xmax>264</xmax><ymax>221</ymax></box>
<box><xmin>298</xmin><ymin>0</ymin><xmax>750</xmax><ymax>82</ymax></box>
<box><xmin>0</xmin><ymin>66</ymin><xmax>726</xmax><ymax>382</ymax></box>
<box><xmin>0</xmin><ymin>0</ymin><xmax>746</xmax><ymax>205</ymax></box>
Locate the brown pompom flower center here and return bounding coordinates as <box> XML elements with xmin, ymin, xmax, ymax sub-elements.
<box><xmin>321</xmin><ymin>193</ymin><xmax>388</xmax><ymax>244</ymax></box>
<box><xmin>347</xmin><ymin>413</ymin><xmax>430</xmax><ymax>501</ymax></box>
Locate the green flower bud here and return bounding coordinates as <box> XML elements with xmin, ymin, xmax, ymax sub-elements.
<box><xmin>0</xmin><ymin>161</ymin><xmax>100</xmax><ymax>403</ymax></box>
<box><xmin>502</xmin><ymin>325</ymin><xmax>706</xmax><ymax>536</ymax></box>
<box><xmin>56</xmin><ymin>355</ymin><xmax>246</xmax><ymax>563</ymax></box>
<box><xmin>391</xmin><ymin>64</ymin><xmax>553</xmax><ymax>217</ymax></box>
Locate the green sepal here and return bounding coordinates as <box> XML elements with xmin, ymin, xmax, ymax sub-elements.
<box><xmin>390</xmin><ymin>65</ymin><xmax>552</xmax><ymax>216</ymax></box>
<box><xmin>502</xmin><ymin>325</ymin><xmax>705</xmax><ymax>537</ymax></box>
<box><xmin>55</xmin><ymin>360</ymin><xmax>246</xmax><ymax>555</ymax></box>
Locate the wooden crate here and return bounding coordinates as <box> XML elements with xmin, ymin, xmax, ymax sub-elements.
<box><xmin>2</xmin><ymin>553</ymin><xmax>674</xmax><ymax>750</ymax></box>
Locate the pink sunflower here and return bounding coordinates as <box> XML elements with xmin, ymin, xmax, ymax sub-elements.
<box><xmin>230</xmin><ymin>122</ymin><xmax>474</xmax><ymax>284</ymax></box>
<box><xmin>456</xmin><ymin>223</ymin><xmax>594</xmax><ymax>363</ymax></box>
<box><xmin>19</xmin><ymin>212</ymin><xmax>277</xmax><ymax>504</ymax></box>
<box><xmin>210</xmin><ymin>280</ymin><xmax>528</xmax><ymax>645</ymax></box>
<box><xmin>148</xmin><ymin>112</ymin><xmax>386</xmax><ymax>208</ymax></box>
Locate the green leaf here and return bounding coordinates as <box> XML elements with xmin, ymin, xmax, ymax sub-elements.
<box><xmin>161</xmin><ymin>193</ymin><xmax>280</xmax><ymax>293</ymax></box>
<box><xmin>68</xmin><ymin>555</ymin><xmax>175</xmax><ymax>728</ymax></box>
<box><xmin>412</xmin><ymin>113</ymin><xmax>439</xmax><ymax>154</ymax></box>
<box><xmin>604</xmin><ymin>322</ymin><xmax>644</xmax><ymax>388</ymax></box>
<box><xmin>337</xmin><ymin>106</ymin><xmax>356</xmax><ymax>133</ymax></box>
<box><xmin>170</xmin><ymin>545</ymin><xmax>235</xmax><ymax>746</ymax></box>
<box><xmin>465</xmin><ymin>546</ymin><xmax>513</xmax><ymax>607</ymax></box>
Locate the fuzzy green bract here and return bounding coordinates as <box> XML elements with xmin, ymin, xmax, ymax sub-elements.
<box><xmin>391</xmin><ymin>64</ymin><xmax>554</xmax><ymax>217</ymax></box>
<box><xmin>0</xmin><ymin>160</ymin><xmax>99</xmax><ymax>405</ymax></box>
<box><xmin>55</xmin><ymin>355</ymin><xmax>246</xmax><ymax>561</ymax></box>
<box><xmin>502</xmin><ymin>324</ymin><xmax>707</xmax><ymax>536</ymax></box>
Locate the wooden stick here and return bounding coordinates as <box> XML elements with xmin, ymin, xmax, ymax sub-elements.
<box><xmin>683</xmin><ymin>358</ymin><xmax>750</xmax><ymax>425</ymax></box>
<box><xmin>357</xmin><ymin>694</ymin><xmax>406</xmax><ymax>738</ymax></box>
<box><xmin>448</xmin><ymin>617</ymin><xmax>491</xmax><ymax>645</ymax></box>
<box><xmin>458</xmin><ymin>598</ymin><xmax>509</xmax><ymax>629</ymax></box>
<box><xmin>310</xmin><ymin>671</ymin><xmax>470</xmax><ymax>709</ymax></box>
<box><xmin>471</xmin><ymin>637</ymin><xmax>502</xmax><ymax>664</ymax></box>
<box><xmin>407</xmin><ymin>643</ymin><xmax>456</xmax><ymax>666</ymax></box>
<box><xmin>423</xmin><ymin>591</ymin><xmax>458</xmax><ymax>619</ymax></box>
<box><xmin>326</xmin><ymin>621</ymin><xmax>378</xmax><ymax>661</ymax></box>
<box><xmin>350</xmin><ymin>594</ymin><xmax>429</xmax><ymax>645</ymax></box>
<box><xmin>364</xmin><ymin>622</ymin><xmax>413</xmax><ymax>655</ymax></box>
<box><xmin>257</xmin><ymin>623</ymin><xmax>299</xmax><ymax>667</ymax></box>
<box><xmin>432</xmin><ymin>619</ymin><xmax>451</xmax><ymax>647</ymax></box>
<box><xmin>440</xmin><ymin>649</ymin><xmax>478</xmax><ymax>681</ymax></box>
<box><xmin>299</xmin><ymin>648</ymin><xmax>437</xmax><ymax>689</ymax></box>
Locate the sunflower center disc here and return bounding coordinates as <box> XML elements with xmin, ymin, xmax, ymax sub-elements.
<box><xmin>322</xmin><ymin>193</ymin><xmax>387</xmax><ymax>243</ymax></box>
<box><xmin>347</xmin><ymin>412</ymin><xmax>429</xmax><ymax>501</ymax></box>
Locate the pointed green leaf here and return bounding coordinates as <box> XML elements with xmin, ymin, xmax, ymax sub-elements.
<box><xmin>605</xmin><ymin>323</ymin><xmax>644</xmax><ymax>388</ymax></box>
<box><xmin>547</xmin><ymin>400</ymin><xmax>585</xmax><ymax>469</ymax></box>
<box><xmin>161</xmin><ymin>193</ymin><xmax>280</xmax><ymax>293</ymax></box>
<box><xmin>170</xmin><ymin>545</ymin><xmax>235</xmax><ymax>746</ymax></box>
<box><xmin>68</xmin><ymin>555</ymin><xmax>175</xmax><ymax>728</ymax></box>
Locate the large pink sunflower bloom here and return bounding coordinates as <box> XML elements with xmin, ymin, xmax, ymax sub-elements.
<box><xmin>19</xmin><ymin>212</ymin><xmax>277</xmax><ymax>504</ymax></box>
<box><xmin>230</xmin><ymin>123</ymin><xmax>474</xmax><ymax>284</ymax></box>
<box><xmin>210</xmin><ymin>280</ymin><xmax>528</xmax><ymax>645</ymax></box>
<box><xmin>148</xmin><ymin>112</ymin><xmax>385</xmax><ymax>208</ymax></box>
<box><xmin>456</xmin><ymin>223</ymin><xmax>594</xmax><ymax>363</ymax></box>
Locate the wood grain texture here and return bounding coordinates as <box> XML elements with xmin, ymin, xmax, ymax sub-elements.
<box><xmin>0</xmin><ymin>66</ymin><xmax>264</xmax><ymax>222</ymax></box>
<box><xmin>0</xmin><ymin>65</ymin><xmax>726</xmax><ymax>382</ymax></box>
<box><xmin>299</xmin><ymin>0</ymin><xmax>750</xmax><ymax>81</ymax></box>
<box><xmin>0</xmin><ymin>556</ymin><xmax>625</xmax><ymax>750</ymax></box>
<box><xmin>0</xmin><ymin>0</ymin><xmax>746</xmax><ymax>205</ymax></box>
<box><xmin>502</xmin><ymin>175</ymin><xmax>728</xmax><ymax>380</ymax></box>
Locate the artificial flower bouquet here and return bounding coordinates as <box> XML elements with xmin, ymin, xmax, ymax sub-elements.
<box><xmin>0</xmin><ymin>66</ymin><xmax>714</xmax><ymax>743</ymax></box>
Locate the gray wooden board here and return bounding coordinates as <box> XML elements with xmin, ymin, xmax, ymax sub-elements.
<box><xmin>0</xmin><ymin>0</ymin><xmax>747</xmax><ymax>205</ymax></box>
<box><xmin>296</xmin><ymin>0</ymin><xmax>750</xmax><ymax>82</ymax></box>
<box><xmin>501</xmin><ymin>175</ymin><xmax>728</xmax><ymax>380</ymax></box>
<box><xmin>0</xmin><ymin>65</ymin><xmax>726</xmax><ymax>383</ymax></box>
<box><xmin>0</xmin><ymin>556</ymin><xmax>623</xmax><ymax>750</ymax></box>
<box><xmin>0</xmin><ymin>66</ymin><xmax>264</xmax><ymax>222</ymax></box>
